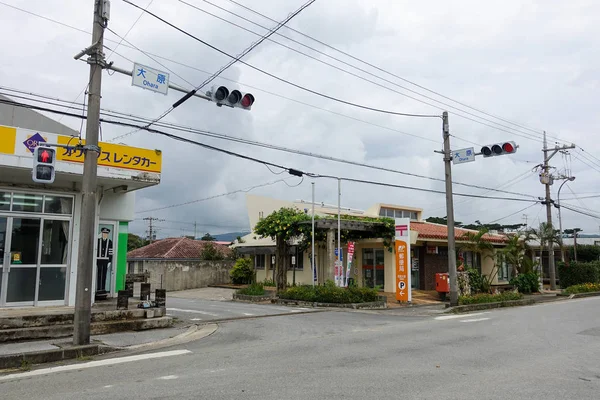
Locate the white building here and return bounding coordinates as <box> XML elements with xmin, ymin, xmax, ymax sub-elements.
<box><xmin>0</xmin><ymin>97</ymin><xmax>161</xmax><ymax>307</ymax></box>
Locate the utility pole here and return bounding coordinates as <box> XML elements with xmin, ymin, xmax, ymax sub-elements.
<box><xmin>73</xmin><ymin>0</ymin><xmax>107</xmax><ymax>346</ymax></box>
<box><xmin>144</xmin><ymin>217</ymin><xmax>163</xmax><ymax>243</ymax></box>
<box><xmin>442</xmin><ymin>111</ymin><xmax>458</xmax><ymax>306</ymax></box>
<box><xmin>311</xmin><ymin>182</ymin><xmax>315</xmax><ymax>287</ymax></box>
<box><xmin>194</xmin><ymin>221</ymin><xmax>197</xmax><ymax>239</ymax></box>
<box><xmin>541</xmin><ymin>131</ymin><xmax>576</xmax><ymax>290</ymax></box>
<box><xmin>337</xmin><ymin>178</ymin><xmax>341</xmax><ymax>287</ymax></box>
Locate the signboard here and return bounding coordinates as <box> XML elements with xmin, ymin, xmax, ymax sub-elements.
<box><xmin>132</xmin><ymin>62</ymin><xmax>170</xmax><ymax>95</ymax></box>
<box><xmin>452</xmin><ymin>147</ymin><xmax>475</xmax><ymax>164</ymax></box>
<box><xmin>334</xmin><ymin>260</ymin><xmax>343</xmax><ymax>287</ymax></box>
<box><xmin>344</xmin><ymin>242</ymin><xmax>355</xmax><ymax>287</ymax></box>
<box><xmin>395</xmin><ymin>218</ymin><xmax>411</xmax><ymax>302</ymax></box>
<box><xmin>426</xmin><ymin>246</ymin><xmax>438</xmax><ymax>254</ymax></box>
<box><xmin>0</xmin><ymin>125</ymin><xmax>162</xmax><ymax>174</ymax></box>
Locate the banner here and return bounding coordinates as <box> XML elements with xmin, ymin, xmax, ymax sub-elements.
<box><xmin>395</xmin><ymin>218</ymin><xmax>411</xmax><ymax>302</ymax></box>
<box><xmin>344</xmin><ymin>242</ymin><xmax>355</xmax><ymax>287</ymax></box>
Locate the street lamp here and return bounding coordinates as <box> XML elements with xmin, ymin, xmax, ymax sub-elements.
<box><xmin>557</xmin><ymin>176</ymin><xmax>576</xmax><ymax>261</ymax></box>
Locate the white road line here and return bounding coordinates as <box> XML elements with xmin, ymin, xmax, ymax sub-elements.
<box><xmin>158</xmin><ymin>375</ymin><xmax>179</xmax><ymax>380</ymax></box>
<box><xmin>0</xmin><ymin>350</ymin><xmax>192</xmax><ymax>381</ymax></box>
<box><xmin>167</xmin><ymin>308</ymin><xmax>219</xmax><ymax>317</ymax></box>
<box><xmin>242</xmin><ymin>313</ymin><xmax>254</xmax><ymax>316</ymax></box>
<box><xmin>434</xmin><ymin>312</ymin><xmax>489</xmax><ymax>321</ymax></box>
<box><xmin>460</xmin><ymin>317</ymin><xmax>491</xmax><ymax>323</ymax></box>
<box><xmin>190</xmin><ymin>318</ymin><xmax>203</xmax><ymax>321</ymax></box>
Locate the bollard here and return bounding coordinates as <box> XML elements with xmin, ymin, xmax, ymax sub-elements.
<box><xmin>117</xmin><ymin>290</ymin><xmax>129</xmax><ymax>310</ymax></box>
<box><xmin>140</xmin><ymin>283</ymin><xmax>151</xmax><ymax>301</ymax></box>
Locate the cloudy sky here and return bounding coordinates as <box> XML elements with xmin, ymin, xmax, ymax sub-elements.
<box><xmin>2</xmin><ymin>0</ymin><xmax>600</xmax><ymax>238</ymax></box>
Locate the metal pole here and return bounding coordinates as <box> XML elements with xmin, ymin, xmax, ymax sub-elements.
<box><xmin>311</xmin><ymin>182</ymin><xmax>315</xmax><ymax>287</ymax></box>
<box><xmin>337</xmin><ymin>178</ymin><xmax>341</xmax><ymax>287</ymax></box>
<box><xmin>442</xmin><ymin>112</ymin><xmax>458</xmax><ymax>306</ymax></box>
<box><xmin>557</xmin><ymin>180</ymin><xmax>568</xmax><ymax>262</ymax></box>
<box><xmin>73</xmin><ymin>0</ymin><xmax>105</xmax><ymax>346</ymax></box>
<box><xmin>543</xmin><ymin>131</ymin><xmax>557</xmax><ymax>290</ymax></box>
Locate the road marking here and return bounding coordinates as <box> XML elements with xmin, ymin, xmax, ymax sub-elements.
<box><xmin>0</xmin><ymin>350</ymin><xmax>192</xmax><ymax>381</ymax></box>
<box><xmin>103</xmin><ymin>385</ymin><xmax>114</xmax><ymax>388</ymax></box>
<box><xmin>158</xmin><ymin>375</ymin><xmax>179</xmax><ymax>380</ymax></box>
<box><xmin>167</xmin><ymin>308</ymin><xmax>219</xmax><ymax>317</ymax></box>
<box><xmin>190</xmin><ymin>318</ymin><xmax>203</xmax><ymax>321</ymax></box>
<box><xmin>434</xmin><ymin>312</ymin><xmax>488</xmax><ymax>320</ymax></box>
<box><xmin>459</xmin><ymin>317</ymin><xmax>491</xmax><ymax>323</ymax></box>
<box><xmin>243</xmin><ymin>313</ymin><xmax>254</xmax><ymax>316</ymax></box>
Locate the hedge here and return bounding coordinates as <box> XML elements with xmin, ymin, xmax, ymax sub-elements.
<box><xmin>557</xmin><ymin>261</ymin><xmax>600</xmax><ymax>288</ymax></box>
<box><xmin>279</xmin><ymin>281</ymin><xmax>379</xmax><ymax>304</ymax></box>
<box><xmin>563</xmin><ymin>283</ymin><xmax>600</xmax><ymax>295</ymax></box>
<box><xmin>458</xmin><ymin>292</ymin><xmax>523</xmax><ymax>305</ymax></box>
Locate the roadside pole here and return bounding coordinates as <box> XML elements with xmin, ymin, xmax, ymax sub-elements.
<box><xmin>73</xmin><ymin>0</ymin><xmax>106</xmax><ymax>346</ymax></box>
<box><xmin>337</xmin><ymin>178</ymin><xmax>341</xmax><ymax>287</ymax></box>
<box><xmin>442</xmin><ymin>111</ymin><xmax>459</xmax><ymax>307</ymax></box>
<box><xmin>311</xmin><ymin>181</ymin><xmax>315</xmax><ymax>287</ymax></box>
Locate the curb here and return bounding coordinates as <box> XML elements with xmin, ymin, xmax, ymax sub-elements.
<box><xmin>274</xmin><ymin>299</ymin><xmax>387</xmax><ymax>310</ymax></box>
<box><xmin>557</xmin><ymin>291</ymin><xmax>600</xmax><ymax>299</ymax></box>
<box><xmin>0</xmin><ymin>344</ymin><xmax>115</xmax><ymax>370</ymax></box>
<box><xmin>447</xmin><ymin>298</ymin><xmax>536</xmax><ymax>313</ymax></box>
<box><xmin>121</xmin><ymin>323</ymin><xmax>218</xmax><ymax>351</ymax></box>
<box><xmin>232</xmin><ymin>293</ymin><xmax>275</xmax><ymax>303</ymax></box>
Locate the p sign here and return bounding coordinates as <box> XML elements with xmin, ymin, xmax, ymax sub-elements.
<box><xmin>395</xmin><ymin>217</ymin><xmax>411</xmax><ymax>302</ymax></box>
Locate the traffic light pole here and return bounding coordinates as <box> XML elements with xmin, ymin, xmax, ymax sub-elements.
<box><xmin>73</xmin><ymin>0</ymin><xmax>106</xmax><ymax>346</ymax></box>
<box><xmin>442</xmin><ymin>111</ymin><xmax>459</xmax><ymax>306</ymax></box>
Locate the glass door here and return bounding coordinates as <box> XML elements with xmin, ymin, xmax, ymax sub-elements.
<box><xmin>5</xmin><ymin>217</ymin><xmax>41</xmax><ymax>305</ymax></box>
<box><xmin>0</xmin><ymin>217</ymin><xmax>8</xmax><ymax>303</ymax></box>
<box><xmin>362</xmin><ymin>248</ymin><xmax>385</xmax><ymax>290</ymax></box>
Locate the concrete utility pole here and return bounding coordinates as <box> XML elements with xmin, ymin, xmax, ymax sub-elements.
<box><xmin>542</xmin><ymin>131</ymin><xmax>576</xmax><ymax>290</ymax></box>
<box><xmin>144</xmin><ymin>217</ymin><xmax>163</xmax><ymax>243</ymax></box>
<box><xmin>311</xmin><ymin>181</ymin><xmax>315</xmax><ymax>287</ymax></box>
<box><xmin>337</xmin><ymin>178</ymin><xmax>341</xmax><ymax>287</ymax></box>
<box><xmin>442</xmin><ymin>111</ymin><xmax>458</xmax><ymax>306</ymax></box>
<box><xmin>73</xmin><ymin>0</ymin><xmax>107</xmax><ymax>346</ymax></box>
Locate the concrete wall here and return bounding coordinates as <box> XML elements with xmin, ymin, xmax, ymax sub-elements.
<box><xmin>130</xmin><ymin>260</ymin><xmax>235</xmax><ymax>291</ymax></box>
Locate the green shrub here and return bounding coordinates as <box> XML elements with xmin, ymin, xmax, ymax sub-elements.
<box><xmin>510</xmin><ymin>271</ymin><xmax>540</xmax><ymax>294</ymax></box>
<box><xmin>237</xmin><ymin>283</ymin><xmax>265</xmax><ymax>296</ymax></box>
<box><xmin>458</xmin><ymin>291</ymin><xmax>523</xmax><ymax>305</ymax></box>
<box><xmin>262</xmin><ymin>278</ymin><xmax>276</xmax><ymax>287</ymax></box>
<box><xmin>557</xmin><ymin>261</ymin><xmax>600</xmax><ymax>288</ymax></box>
<box><xmin>563</xmin><ymin>283</ymin><xmax>600</xmax><ymax>295</ymax></box>
<box><xmin>466</xmin><ymin>268</ymin><xmax>485</xmax><ymax>293</ymax></box>
<box><xmin>230</xmin><ymin>258</ymin><xmax>255</xmax><ymax>284</ymax></box>
<box><xmin>279</xmin><ymin>282</ymin><xmax>379</xmax><ymax>304</ymax></box>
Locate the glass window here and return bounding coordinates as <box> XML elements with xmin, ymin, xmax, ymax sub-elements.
<box><xmin>6</xmin><ymin>267</ymin><xmax>37</xmax><ymax>302</ymax></box>
<box><xmin>255</xmin><ymin>254</ymin><xmax>265</xmax><ymax>269</ymax></box>
<box><xmin>379</xmin><ymin>208</ymin><xmax>386</xmax><ymax>217</ymax></box>
<box><xmin>411</xmin><ymin>212</ymin><xmax>418</xmax><ymax>220</ymax></box>
<box><xmin>387</xmin><ymin>209</ymin><xmax>395</xmax><ymax>218</ymax></box>
<box><xmin>44</xmin><ymin>196</ymin><xmax>73</xmax><ymax>215</ymax></box>
<box><xmin>10</xmin><ymin>218</ymin><xmax>41</xmax><ymax>265</ymax></box>
<box><xmin>291</xmin><ymin>252</ymin><xmax>303</xmax><ymax>270</ymax></box>
<box><xmin>41</xmin><ymin>220</ymin><xmax>70</xmax><ymax>264</ymax></box>
<box><xmin>0</xmin><ymin>191</ymin><xmax>10</xmax><ymax>211</ymax></box>
<box><xmin>12</xmin><ymin>193</ymin><xmax>43</xmax><ymax>213</ymax></box>
<box><xmin>38</xmin><ymin>267</ymin><xmax>67</xmax><ymax>301</ymax></box>
<box><xmin>375</xmin><ymin>249</ymin><xmax>385</xmax><ymax>265</ymax></box>
<box><xmin>362</xmin><ymin>248</ymin><xmax>374</xmax><ymax>266</ymax></box>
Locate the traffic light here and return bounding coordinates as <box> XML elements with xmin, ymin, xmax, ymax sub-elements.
<box><xmin>208</xmin><ymin>85</ymin><xmax>254</xmax><ymax>110</ymax></box>
<box><xmin>480</xmin><ymin>141</ymin><xmax>517</xmax><ymax>157</ymax></box>
<box><xmin>32</xmin><ymin>146</ymin><xmax>56</xmax><ymax>183</ymax></box>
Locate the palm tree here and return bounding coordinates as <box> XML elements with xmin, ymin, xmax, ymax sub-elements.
<box><xmin>459</xmin><ymin>228</ymin><xmax>497</xmax><ymax>292</ymax></box>
<box><xmin>527</xmin><ymin>222</ymin><xmax>560</xmax><ymax>287</ymax></box>
<box><xmin>501</xmin><ymin>234</ymin><xmax>535</xmax><ymax>277</ymax></box>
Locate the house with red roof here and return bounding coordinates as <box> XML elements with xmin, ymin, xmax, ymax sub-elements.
<box><xmin>233</xmin><ymin>195</ymin><xmax>509</xmax><ymax>293</ymax></box>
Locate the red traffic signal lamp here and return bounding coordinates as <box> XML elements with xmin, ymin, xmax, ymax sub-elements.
<box><xmin>209</xmin><ymin>85</ymin><xmax>254</xmax><ymax>110</ymax></box>
<box><xmin>481</xmin><ymin>141</ymin><xmax>517</xmax><ymax>158</ymax></box>
<box><xmin>32</xmin><ymin>145</ymin><xmax>56</xmax><ymax>183</ymax></box>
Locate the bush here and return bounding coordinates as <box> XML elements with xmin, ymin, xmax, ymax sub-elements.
<box><xmin>200</xmin><ymin>242</ymin><xmax>224</xmax><ymax>260</ymax></box>
<box><xmin>510</xmin><ymin>271</ymin><xmax>540</xmax><ymax>294</ymax></box>
<box><xmin>563</xmin><ymin>283</ymin><xmax>600</xmax><ymax>295</ymax></box>
<box><xmin>458</xmin><ymin>291</ymin><xmax>523</xmax><ymax>305</ymax></box>
<box><xmin>230</xmin><ymin>258</ymin><xmax>255</xmax><ymax>284</ymax></box>
<box><xmin>262</xmin><ymin>278</ymin><xmax>276</xmax><ymax>287</ymax></box>
<box><xmin>237</xmin><ymin>283</ymin><xmax>265</xmax><ymax>296</ymax></box>
<box><xmin>279</xmin><ymin>281</ymin><xmax>379</xmax><ymax>304</ymax></box>
<box><xmin>557</xmin><ymin>261</ymin><xmax>600</xmax><ymax>288</ymax></box>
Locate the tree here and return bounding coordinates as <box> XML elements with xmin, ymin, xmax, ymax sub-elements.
<box><xmin>200</xmin><ymin>242</ymin><xmax>224</xmax><ymax>260</ymax></box>
<box><xmin>459</xmin><ymin>228</ymin><xmax>497</xmax><ymax>292</ymax></box>
<box><xmin>201</xmin><ymin>233</ymin><xmax>216</xmax><ymax>241</ymax></box>
<box><xmin>254</xmin><ymin>208</ymin><xmax>312</xmax><ymax>292</ymax></box>
<box><xmin>127</xmin><ymin>233</ymin><xmax>148</xmax><ymax>251</ymax></box>
<box><xmin>425</xmin><ymin>216</ymin><xmax>463</xmax><ymax>226</ymax></box>
<box><xmin>501</xmin><ymin>234</ymin><xmax>536</xmax><ymax>276</ymax></box>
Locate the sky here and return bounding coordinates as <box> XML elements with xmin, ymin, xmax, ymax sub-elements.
<box><xmin>1</xmin><ymin>0</ymin><xmax>600</xmax><ymax>239</ymax></box>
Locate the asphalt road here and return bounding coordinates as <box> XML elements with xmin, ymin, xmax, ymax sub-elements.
<box><xmin>2</xmin><ymin>297</ymin><xmax>600</xmax><ymax>399</ymax></box>
<box><xmin>165</xmin><ymin>296</ymin><xmax>318</xmax><ymax>322</ymax></box>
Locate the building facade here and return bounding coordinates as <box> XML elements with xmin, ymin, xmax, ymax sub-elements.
<box><xmin>234</xmin><ymin>194</ymin><xmax>508</xmax><ymax>292</ymax></box>
<box><xmin>0</xmin><ymin>101</ymin><xmax>161</xmax><ymax>307</ymax></box>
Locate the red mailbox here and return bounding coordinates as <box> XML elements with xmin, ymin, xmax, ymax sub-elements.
<box><xmin>436</xmin><ymin>273</ymin><xmax>449</xmax><ymax>293</ymax></box>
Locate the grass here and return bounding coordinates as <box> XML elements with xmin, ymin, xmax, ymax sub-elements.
<box><xmin>563</xmin><ymin>282</ymin><xmax>600</xmax><ymax>295</ymax></box>
<box><xmin>237</xmin><ymin>283</ymin><xmax>266</xmax><ymax>296</ymax></box>
<box><xmin>279</xmin><ymin>281</ymin><xmax>379</xmax><ymax>304</ymax></box>
<box><xmin>19</xmin><ymin>359</ymin><xmax>31</xmax><ymax>371</ymax></box>
<box><xmin>458</xmin><ymin>291</ymin><xmax>523</xmax><ymax>305</ymax></box>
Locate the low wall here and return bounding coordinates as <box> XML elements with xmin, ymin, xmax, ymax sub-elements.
<box><xmin>130</xmin><ymin>260</ymin><xmax>235</xmax><ymax>291</ymax></box>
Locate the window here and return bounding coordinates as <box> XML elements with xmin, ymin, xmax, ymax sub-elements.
<box><xmin>463</xmin><ymin>251</ymin><xmax>481</xmax><ymax>274</ymax></box>
<box><xmin>12</xmin><ymin>193</ymin><xmax>43</xmax><ymax>213</ymax></box>
<box><xmin>410</xmin><ymin>212</ymin><xmax>418</xmax><ymax>220</ymax></box>
<box><xmin>41</xmin><ymin>220</ymin><xmax>70</xmax><ymax>264</ymax></box>
<box><xmin>258</xmin><ymin>211</ymin><xmax>264</xmax><ymax>220</ymax></box>
<box><xmin>0</xmin><ymin>192</ymin><xmax>10</xmax><ymax>211</ymax></box>
<box><xmin>44</xmin><ymin>196</ymin><xmax>73</xmax><ymax>214</ymax></box>
<box><xmin>255</xmin><ymin>254</ymin><xmax>266</xmax><ymax>269</ymax></box>
<box><xmin>497</xmin><ymin>254</ymin><xmax>510</xmax><ymax>282</ymax></box>
<box><xmin>379</xmin><ymin>209</ymin><xmax>386</xmax><ymax>217</ymax></box>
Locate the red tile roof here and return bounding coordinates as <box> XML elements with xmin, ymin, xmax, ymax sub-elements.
<box><xmin>411</xmin><ymin>221</ymin><xmax>508</xmax><ymax>244</ymax></box>
<box><xmin>127</xmin><ymin>237</ymin><xmax>233</xmax><ymax>259</ymax></box>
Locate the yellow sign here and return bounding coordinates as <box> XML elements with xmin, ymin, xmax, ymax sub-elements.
<box><xmin>56</xmin><ymin>136</ymin><xmax>162</xmax><ymax>173</ymax></box>
<box><xmin>0</xmin><ymin>126</ymin><xmax>16</xmax><ymax>154</ymax></box>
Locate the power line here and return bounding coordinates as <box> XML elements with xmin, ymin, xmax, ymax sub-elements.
<box><xmin>222</xmin><ymin>0</ymin><xmax>568</xmax><ymax>144</ymax></box>
<box><xmin>136</xmin><ymin>179</ymin><xmax>291</xmax><ymax>213</ymax></box>
<box><xmin>0</xmin><ymin>90</ymin><xmax>539</xmax><ymax>199</ymax></box>
<box><xmin>120</xmin><ymin>0</ymin><xmax>318</xmax><ymax>135</ymax></box>
<box><xmin>0</xmin><ymin>4</ymin><xmax>486</xmax><ymax>148</ymax></box>
<box><xmin>180</xmin><ymin>0</ymin><xmax>550</xmax><ymax>144</ymax></box>
<box><xmin>486</xmin><ymin>203</ymin><xmax>539</xmax><ymax>224</ymax></box>
<box><xmin>560</xmin><ymin>203</ymin><xmax>600</xmax><ymax>221</ymax></box>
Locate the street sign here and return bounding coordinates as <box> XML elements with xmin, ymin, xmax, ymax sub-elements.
<box><xmin>132</xmin><ymin>62</ymin><xmax>170</xmax><ymax>95</ymax></box>
<box><xmin>452</xmin><ymin>147</ymin><xmax>475</xmax><ymax>164</ymax></box>
<box><xmin>395</xmin><ymin>218</ymin><xmax>411</xmax><ymax>303</ymax></box>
